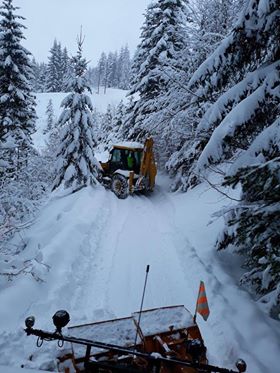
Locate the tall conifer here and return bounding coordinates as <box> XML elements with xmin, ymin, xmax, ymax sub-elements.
<box><xmin>169</xmin><ymin>0</ymin><xmax>280</xmax><ymax>190</ymax></box>
<box><xmin>53</xmin><ymin>35</ymin><xmax>99</xmax><ymax>191</ymax></box>
<box><xmin>0</xmin><ymin>0</ymin><xmax>36</xmax><ymax>172</ymax></box>
<box><xmin>124</xmin><ymin>0</ymin><xmax>189</xmax><ymax>142</ymax></box>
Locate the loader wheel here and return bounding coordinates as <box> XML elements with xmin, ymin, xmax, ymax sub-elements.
<box><xmin>111</xmin><ymin>174</ymin><xmax>129</xmax><ymax>199</ymax></box>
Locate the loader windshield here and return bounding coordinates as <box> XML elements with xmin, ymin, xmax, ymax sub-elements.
<box><xmin>110</xmin><ymin>148</ymin><xmax>142</xmax><ymax>173</ymax></box>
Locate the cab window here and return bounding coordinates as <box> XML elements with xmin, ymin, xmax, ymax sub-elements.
<box><xmin>134</xmin><ymin>151</ymin><xmax>142</xmax><ymax>167</ymax></box>
<box><xmin>111</xmin><ymin>149</ymin><xmax>121</xmax><ymax>162</ymax></box>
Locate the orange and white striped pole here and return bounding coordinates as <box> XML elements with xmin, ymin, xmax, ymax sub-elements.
<box><xmin>194</xmin><ymin>281</ymin><xmax>210</xmax><ymax>323</ymax></box>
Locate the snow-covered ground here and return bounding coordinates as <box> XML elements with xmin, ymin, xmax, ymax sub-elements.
<box><xmin>1</xmin><ymin>174</ymin><xmax>280</xmax><ymax>372</ymax></box>
<box><xmin>1</xmin><ymin>89</ymin><xmax>280</xmax><ymax>372</ymax></box>
<box><xmin>0</xmin><ymin>367</ymin><xmax>48</xmax><ymax>373</ymax></box>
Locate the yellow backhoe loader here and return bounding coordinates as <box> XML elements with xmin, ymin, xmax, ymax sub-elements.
<box><xmin>99</xmin><ymin>137</ymin><xmax>157</xmax><ymax>199</ymax></box>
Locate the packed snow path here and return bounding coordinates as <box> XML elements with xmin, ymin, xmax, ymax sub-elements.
<box><xmin>0</xmin><ymin>175</ymin><xmax>280</xmax><ymax>372</ymax></box>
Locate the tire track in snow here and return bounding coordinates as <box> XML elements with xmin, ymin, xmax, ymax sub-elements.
<box><xmin>100</xmin><ymin>189</ymin><xmax>195</xmax><ymax>317</ymax></box>
<box><xmin>81</xmin><ymin>193</ymin><xmax>133</xmax><ymax>317</ymax></box>
<box><xmin>96</xmin><ymin>194</ymin><xmax>153</xmax><ymax>316</ymax></box>
<box><xmin>62</xmin><ymin>189</ymin><xmax>113</xmax><ymax>321</ymax></box>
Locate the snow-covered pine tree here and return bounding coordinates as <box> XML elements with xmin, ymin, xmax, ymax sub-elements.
<box><xmin>86</xmin><ymin>66</ymin><xmax>96</xmax><ymax>87</ymax></box>
<box><xmin>148</xmin><ymin>0</ymin><xmax>238</xmax><ymax>170</ymax></box>
<box><xmin>61</xmin><ymin>47</ymin><xmax>70</xmax><ymax>91</ymax></box>
<box><xmin>102</xmin><ymin>104</ymin><xmax>115</xmax><ymax>133</ymax></box>
<box><xmin>92</xmin><ymin>108</ymin><xmax>104</xmax><ymax>144</ymax></box>
<box><xmin>217</xmin><ymin>119</ymin><xmax>280</xmax><ymax>319</ymax></box>
<box><xmin>124</xmin><ymin>0</ymin><xmax>189</xmax><ymax>145</ymax></box>
<box><xmin>87</xmin><ymin>46</ymin><xmax>132</xmax><ymax>91</ymax></box>
<box><xmin>113</xmin><ymin>100</ymin><xmax>125</xmax><ymax>134</ymax></box>
<box><xmin>106</xmin><ymin>101</ymin><xmax>125</xmax><ymax>144</ymax></box>
<box><xmin>128</xmin><ymin>1</ymin><xmax>160</xmax><ymax>94</ymax></box>
<box><xmin>96</xmin><ymin>52</ymin><xmax>107</xmax><ymax>94</ymax></box>
<box><xmin>168</xmin><ymin>0</ymin><xmax>280</xmax><ymax>190</ymax></box>
<box><xmin>53</xmin><ymin>34</ymin><xmax>99</xmax><ymax>191</ymax></box>
<box><xmin>46</xmin><ymin>39</ymin><xmax>63</xmax><ymax>92</ymax></box>
<box><xmin>112</xmin><ymin>51</ymin><xmax>119</xmax><ymax>88</ymax></box>
<box><xmin>56</xmin><ymin>42</ymin><xmax>63</xmax><ymax>90</ymax></box>
<box><xmin>37</xmin><ymin>62</ymin><xmax>48</xmax><ymax>92</ymax></box>
<box><xmin>118</xmin><ymin>45</ymin><xmax>131</xmax><ymax>90</ymax></box>
<box><xmin>122</xmin><ymin>1</ymin><xmax>162</xmax><ymax>141</ymax></box>
<box><xmin>187</xmin><ymin>0</ymin><xmax>244</xmax><ymax>68</ymax></box>
<box><xmin>0</xmin><ymin>0</ymin><xmax>36</xmax><ymax>173</ymax></box>
<box><xmin>42</xmin><ymin>112</ymin><xmax>61</xmax><ymax>187</ymax></box>
<box><xmin>99</xmin><ymin>104</ymin><xmax>117</xmax><ymax>145</ymax></box>
<box><xmin>119</xmin><ymin>96</ymin><xmax>135</xmax><ymax>140</ymax></box>
<box><xmin>106</xmin><ymin>52</ymin><xmax>117</xmax><ymax>89</ymax></box>
<box><xmin>31</xmin><ymin>58</ymin><xmax>40</xmax><ymax>92</ymax></box>
<box><xmin>43</xmin><ymin>99</ymin><xmax>55</xmax><ymax>134</ymax></box>
<box><xmin>165</xmin><ymin>0</ymin><xmax>246</xmax><ymax>190</ymax></box>
<box><xmin>31</xmin><ymin>60</ymin><xmax>48</xmax><ymax>93</ymax></box>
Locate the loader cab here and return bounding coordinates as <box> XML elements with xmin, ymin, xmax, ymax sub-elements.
<box><xmin>109</xmin><ymin>146</ymin><xmax>142</xmax><ymax>174</ymax></box>
<box><xmin>99</xmin><ymin>138</ymin><xmax>156</xmax><ymax>198</ymax></box>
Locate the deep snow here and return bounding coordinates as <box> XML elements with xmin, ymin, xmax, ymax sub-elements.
<box><xmin>1</xmin><ymin>89</ymin><xmax>280</xmax><ymax>372</ymax></box>
<box><xmin>1</xmin><ymin>175</ymin><xmax>280</xmax><ymax>372</ymax></box>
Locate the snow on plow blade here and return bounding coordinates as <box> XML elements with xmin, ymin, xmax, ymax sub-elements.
<box><xmin>24</xmin><ymin>305</ymin><xmax>246</xmax><ymax>373</ymax></box>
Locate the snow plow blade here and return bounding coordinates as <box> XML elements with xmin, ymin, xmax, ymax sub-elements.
<box><xmin>24</xmin><ymin>305</ymin><xmax>246</xmax><ymax>373</ymax></box>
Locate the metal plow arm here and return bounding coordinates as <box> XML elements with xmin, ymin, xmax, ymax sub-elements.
<box><xmin>24</xmin><ymin>326</ymin><xmax>245</xmax><ymax>373</ymax></box>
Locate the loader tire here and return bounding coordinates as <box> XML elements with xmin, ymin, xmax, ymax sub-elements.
<box><xmin>111</xmin><ymin>174</ymin><xmax>129</xmax><ymax>199</ymax></box>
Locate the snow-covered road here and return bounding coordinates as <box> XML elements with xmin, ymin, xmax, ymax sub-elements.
<box><xmin>0</xmin><ymin>175</ymin><xmax>280</xmax><ymax>372</ymax></box>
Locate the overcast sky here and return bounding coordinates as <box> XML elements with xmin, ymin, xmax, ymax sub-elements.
<box><xmin>14</xmin><ymin>0</ymin><xmax>152</xmax><ymax>65</ymax></box>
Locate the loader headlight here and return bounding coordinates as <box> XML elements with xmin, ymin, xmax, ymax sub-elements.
<box><xmin>236</xmin><ymin>359</ymin><xmax>247</xmax><ymax>372</ymax></box>
<box><xmin>52</xmin><ymin>310</ymin><xmax>70</xmax><ymax>333</ymax></box>
<box><xmin>25</xmin><ymin>316</ymin><xmax>35</xmax><ymax>329</ymax></box>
